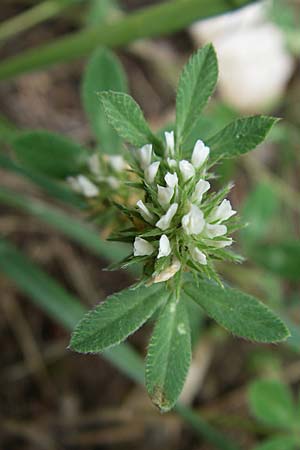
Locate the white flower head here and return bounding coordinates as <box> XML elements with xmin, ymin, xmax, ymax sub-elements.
<box><xmin>165</xmin><ymin>172</ymin><xmax>178</xmax><ymax>188</ymax></box>
<box><xmin>68</xmin><ymin>175</ymin><xmax>99</xmax><ymax>198</ymax></box>
<box><xmin>192</xmin><ymin>179</ymin><xmax>210</xmax><ymax>203</ymax></box>
<box><xmin>156</xmin><ymin>203</ymin><xmax>178</xmax><ymax>230</ymax></box>
<box><xmin>108</xmin><ymin>155</ymin><xmax>126</xmax><ymax>172</ymax></box>
<box><xmin>210</xmin><ymin>199</ymin><xmax>236</xmax><ymax>223</ymax></box>
<box><xmin>157</xmin><ymin>185</ymin><xmax>174</xmax><ymax>210</ymax></box>
<box><xmin>137</xmin><ymin>200</ymin><xmax>154</xmax><ymax>224</ymax></box>
<box><xmin>133</xmin><ymin>237</ymin><xmax>154</xmax><ymax>256</ymax></box>
<box><xmin>158</xmin><ymin>234</ymin><xmax>171</xmax><ymax>259</ymax></box>
<box><xmin>192</xmin><ymin>140</ymin><xmax>210</xmax><ymax>169</ymax></box>
<box><xmin>145</xmin><ymin>161</ymin><xmax>160</xmax><ymax>184</ymax></box>
<box><xmin>179</xmin><ymin>160</ymin><xmax>195</xmax><ymax>181</ymax></box>
<box><xmin>189</xmin><ymin>246</ymin><xmax>207</xmax><ymax>265</ymax></box>
<box><xmin>182</xmin><ymin>204</ymin><xmax>205</xmax><ymax>235</ymax></box>
<box><xmin>153</xmin><ymin>257</ymin><xmax>181</xmax><ymax>283</ymax></box>
<box><xmin>137</xmin><ymin>144</ymin><xmax>152</xmax><ymax>169</ymax></box>
<box><xmin>165</xmin><ymin>131</ymin><xmax>175</xmax><ymax>156</ymax></box>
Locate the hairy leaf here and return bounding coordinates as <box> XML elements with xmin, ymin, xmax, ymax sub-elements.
<box><xmin>146</xmin><ymin>294</ymin><xmax>191</xmax><ymax>412</ymax></box>
<box><xmin>70</xmin><ymin>284</ymin><xmax>168</xmax><ymax>353</ymax></box>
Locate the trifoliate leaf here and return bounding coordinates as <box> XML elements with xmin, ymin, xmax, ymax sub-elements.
<box><xmin>184</xmin><ymin>279</ymin><xmax>290</xmax><ymax>343</ymax></box>
<box><xmin>13</xmin><ymin>131</ymin><xmax>89</xmax><ymax>178</ymax></box>
<box><xmin>176</xmin><ymin>44</ymin><xmax>218</xmax><ymax>146</ymax></box>
<box><xmin>146</xmin><ymin>294</ymin><xmax>191</xmax><ymax>412</ymax></box>
<box><xmin>249</xmin><ymin>380</ymin><xmax>296</xmax><ymax>428</ymax></box>
<box><xmin>82</xmin><ymin>48</ymin><xmax>127</xmax><ymax>153</ymax></box>
<box><xmin>207</xmin><ymin>116</ymin><xmax>279</xmax><ymax>159</ymax></box>
<box><xmin>99</xmin><ymin>91</ymin><xmax>163</xmax><ymax>154</ymax></box>
<box><xmin>70</xmin><ymin>283</ymin><xmax>168</xmax><ymax>353</ymax></box>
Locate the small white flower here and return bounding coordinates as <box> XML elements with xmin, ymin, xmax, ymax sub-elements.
<box><xmin>165</xmin><ymin>131</ymin><xmax>175</xmax><ymax>156</ymax></box>
<box><xmin>182</xmin><ymin>204</ymin><xmax>205</xmax><ymax>235</ymax></box>
<box><xmin>210</xmin><ymin>199</ymin><xmax>236</xmax><ymax>223</ymax></box>
<box><xmin>192</xmin><ymin>179</ymin><xmax>210</xmax><ymax>203</ymax></box>
<box><xmin>179</xmin><ymin>160</ymin><xmax>195</xmax><ymax>181</ymax></box>
<box><xmin>157</xmin><ymin>234</ymin><xmax>171</xmax><ymax>259</ymax></box>
<box><xmin>106</xmin><ymin>176</ymin><xmax>120</xmax><ymax>189</ymax></box>
<box><xmin>108</xmin><ymin>155</ymin><xmax>126</xmax><ymax>172</ymax></box>
<box><xmin>167</xmin><ymin>158</ymin><xmax>177</xmax><ymax>168</ymax></box>
<box><xmin>165</xmin><ymin>172</ymin><xmax>178</xmax><ymax>188</ymax></box>
<box><xmin>68</xmin><ymin>175</ymin><xmax>99</xmax><ymax>198</ymax></box>
<box><xmin>137</xmin><ymin>144</ymin><xmax>152</xmax><ymax>169</ymax></box>
<box><xmin>191</xmin><ymin>140</ymin><xmax>210</xmax><ymax>168</ymax></box>
<box><xmin>204</xmin><ymin>223</ymin><xmax>227</xmax><ymax>238</ymax></box>
<box><xmin>156</xmin><ymin>203</ymin><xmax>178</xmax><ymax>230</ymax></box>
<box><xmin>145</xmin><ymin>161</ymin><xmax>160</xmax><ymax>183</ymax></box>
<box><xmin>136</xmin><ymin>200</ymin><xmax>154</xmax><ymax>224</ymax></box>
<box><xmin>189</xmin><ymin>246</ymin><xmax>207</xmax><ymax>265</ymax></box>
<box><xmin>157</xmin><ymin>185</ymin><xmax>174</xmax><ymax>209</ymax></box>
<box><xmin>133</xmin><ymin>237</ymin><xmax>154</xmax><ymax>256</ymax></box>
<box><xmin>88</xmin><ymin>154</ymin><xmax>101</xmax><ymax>175</ymax></box>
<box><xmin>153</xmin><ymin>257</ymin><xmax>181</xmax><ymax>283</ymax></box>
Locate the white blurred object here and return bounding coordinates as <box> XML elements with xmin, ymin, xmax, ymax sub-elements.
<box><xmin>190</xmin><ymin>2</ymin><xmax>295</xmax><ymax>113</ymax></box>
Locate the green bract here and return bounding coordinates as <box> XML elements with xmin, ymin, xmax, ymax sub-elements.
<box><xmin>69</xmin><ymin>44</ymin><xmax>290</xmax><ymax>412</ymax></box>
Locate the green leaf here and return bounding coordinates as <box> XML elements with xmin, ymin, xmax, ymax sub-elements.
<box><xmin>81</xmin><ymin>47</ymin><xmax>127</xmax><ymax>152</ymax></box>
<box><xmin>249</xmin><ymin>380</ymin><xmax>296</xmax><ymax>428</ymax></box>
<box><xmin>184</xmin><ymin>279</ymin><xmax>290</xmax><ymax>343</ymax></box>
<box><xmin>146</xmin><ymin>294</ymin><xmax>191</xmax><ymax>412</ymax></box>
<box><xmin>207</xmin><ymin>116</ymin><xmax>278</xmax><ymax>159</ymax></box>
<box><xmin>253</xmin><ymin>436</ymin><xmax>296</xmax><ymax>450</ymax></box>
<box><xmin>13</xmin><ymin>131</ymin><xmax>89</xmax><ymax>178</ymax></box>
<box><xmin>176</xmin><ymin>44</ymin><xmax>218</xmax><ymax>145</ymax></box>
<box><xmin>70</xmin><ymin>284</ymin><xmax>168</xmax><ymax>353</ymax></box>
<box><xmin>99</xmin><ymin>91</ymin><xmax>163</xmax><ymax>154</ymax></box>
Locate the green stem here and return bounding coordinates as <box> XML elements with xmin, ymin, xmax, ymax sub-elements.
<box><xmin>0</xmin><ymin>0</ymin><xmax>255</xmax><ymax>81</ymax></box>
<box><xmin>0</xmin><ymin>0</ymin><xmax>78</xmax><ymax>42</ymax></box>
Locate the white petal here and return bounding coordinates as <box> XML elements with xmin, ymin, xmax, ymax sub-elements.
<box><xmin>136</xmin><ymin>200</ymin><xmax>154</xmax><ymax>223</ymax></box>
<box><xmin>189</xmin><ymin>246</ymin><xmax>207</xmax><ymax>265</ymax></box>
<box><xmin>158</xmin><ymin>234</ymin><xmax>171</xmax><ymax>258</ymax></box>
<box><xmin>165</xmin><ymin>131</ymin><xmax>175</xmax><ymax>156</ymax></box>
<box><xmin>156</xmin><ymin>203</ymin><xmax>178</xmax><ymax>230</ymax></box>
<box><xmin>165</xmin><ymin>172</ymin><xmax>178</xmax><ymax>188</ymax></box>
<box><xmin>88</xmin><ymin>154</ymin><xmax>101</xmax><ymax>175</ymax></box>
<box><xmin>204</xmin><ymin>223</ymin><xmax>227</xmax><ymax>238</ymax></box>
<box><xmin>153</xmin><ymin>257</ymin><xmax>181</xmax><ymax>283</ymax></box>
<box><xmin>213</xmin><ymin>238</ymin><xmax>233</xmax><ymax>248</ymax></box>
<box><xmin>210</xmin><ymin>199</ymin><xmax>236</xmax><ymax>222</ymax></box>
<box><xmin>133</xmin><ymin>237</ymin><xmax>154</xmax><ymax>256</ymax></box>
<box><xmin>157</xmin><ymin>185</ymin><xmax>174</xmax><ymax>209</ymax></box>
<box><xmin>179</xmin><ymin>160</ymin><xmax>195</xmax><ymax>181</ymax></box>
<box><xmin>137</xmin><ymin>144</ymin><xmax>152</xmax><ymax>169</ymax></box>
<box><xmin>192</xmin><ymin>179</ymin><xmax>210</xmax><ymax>203</ymax></box>
<box><xmin>75</xmin><ymin>175</ymin><xmax>99</xmax><ymax>197</ymax></box>
<box><xmin>108</xmin><ymin>155</ymin><xmax>126</xmax><ymax>172</ymax></box>
<box><xmin>182</xmin><ymin>204</ymin><xmax>205</xmax><ymax>235</ymax></box>
<box><xmin>191</xmin><ymin>140</ymin><xmax>210</xmax><ymax>168</ymax></box>
<box><xmin>167</xmin><ymin>158</ymin><xmax>177</xmax><ymax>168</ymax></box>
<box><xmin>145</xmin><ymin>161</ymin><xmax>160</xmax><ymax>183</ymax></box>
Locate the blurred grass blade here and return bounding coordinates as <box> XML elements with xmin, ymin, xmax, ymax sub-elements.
<box><xmin>0</xmin><ymin>0</ymin><xmax>255</xmax><ymax>81</ymax></box>
<box><xmin>0</xmin><ymin>239</ymin><xmax>240</xmax><ymax>449</ymax></box>
<box><xmin>0</xmin><ymin>186</ymin><xmax>129</xmax><ymax>262</ymax></box>
<box><xmin>0</xmin><ymin>0</ymin><xmax>80</xmax><ymax>42</ymax></box>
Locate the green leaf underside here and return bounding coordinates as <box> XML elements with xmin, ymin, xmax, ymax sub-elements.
<box><xmin>207</xmin><ymin>116</ymin><xmax>278</xmax><ymax>159</ymax></box>
<box><xmin>176</xmin><ymin>44</ymin><xmax>218</xmax><ymax>145</ymax></box>
<box><xmin>82</xmin><ymin>47</ymin><xmax>127</xmax><ymax>152</ymax></box>
<box><xmin>99</xmin><ymin>91</ymin><xmax>163</xmax><ymax>153</ymax></box>
<box><xmin>253</xmin><ymin>436</ymin><xmax>296</xmax><ymax>450</ymax></box>
<box><xmin>249</xmin><ymin>380</ymin><xmax>296</xmax><ymax>428</ymax></box>
<box><xmin>13</xmin><ymin>131</ymin><xmax>88</xmax><ymax>178</ymax></box>
<box><xmin>146</xmin><ymin>295</ymin><xmax>191</xmax><ymax>412</ymax></box>
<box><xmin>184</xmin><ymin>279</ymin><xmax>289</xmax><ymax>343</ymax></box>
<box><xmin>70</xmin><ymin>284</ymin><xmax>169</xmax><ymax>353</ymax></box>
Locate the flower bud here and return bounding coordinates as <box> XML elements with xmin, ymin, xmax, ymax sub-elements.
<box><xmin>157</xmin><ymin>185</ymin><xmax>174</xmax><ymax>209</ymax></box>
<box><xmin>157</xmin><ymin>234</ymin><xmax>171</xmax><ymax>259</ymax></box>
<box><xmin>191</xmin><ymin>140</ymin><xmax>210</xmax><ymax>168</ymax></box>
<box><xmin>204</xmin><ymin>223</ymin><xmax>227</xmax><ymax>238</ymax></box>
<box><xmin>210</xmin><ymin>199</ymin><xmax>236</xmax><ymax>222</ymax></box>
<box><xmin>179</xmin><ymin>160</ymin><xmax>195</xmax><ymax>181</ymax></box>
<box><xmin>145</xmin><ymin>161</ymin><xmax>160</xmax><ymax>183</ymax></box>
<box><xmin>137</xmin><ymin>144</ymin><xmax>152</xmax><ymax>169</ymax></box>
<box><xmin>192</xmin><ymin>179</ymin><xmax>210</xmax><ymax>203</ymax></box>
<box><xmin>137</xmin><ymin>200</ymin><xmax>154</xmax><ymax>224</ymax></box>
<box><xmin>68</xmin><ymin>175</ymin><xmax>99</xmax><ymax>198</ymax></box>
<box><xmin>182</xmin><ymin>204</ymin><xmax>205</xmax><ymax>235</ymax></box>
<box><xmin>165</xmin><ymin>172</ymin><xmax>178</xmax><ymax>188</ymax></box>
<box><xmin>133</xmin><ymin>237</ymin><xmax>154</xmax><ymax>256</ymax></box>
<box><xmin>189</xmin><ymin>246</ymin><xmax>207</xmax><ymax>265</ymax></box>
<box><xmin>108</xmin><ymin>155</ymin><xmax>126</xmax><ymax>172</ymax></box>
<box><xmin>165</xmin><ymin>131</ymin><xmax>175</xmax><ymax>156</ymax></box>
<box><xmin>156</xmin><ymin>203</ymin><xmax>178</xmax><ymax>230</ymax></box>
<box><xmin>153</xmin><ymin>257</ymin><xmax>181</xmax><ymax>283</ymax></box>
